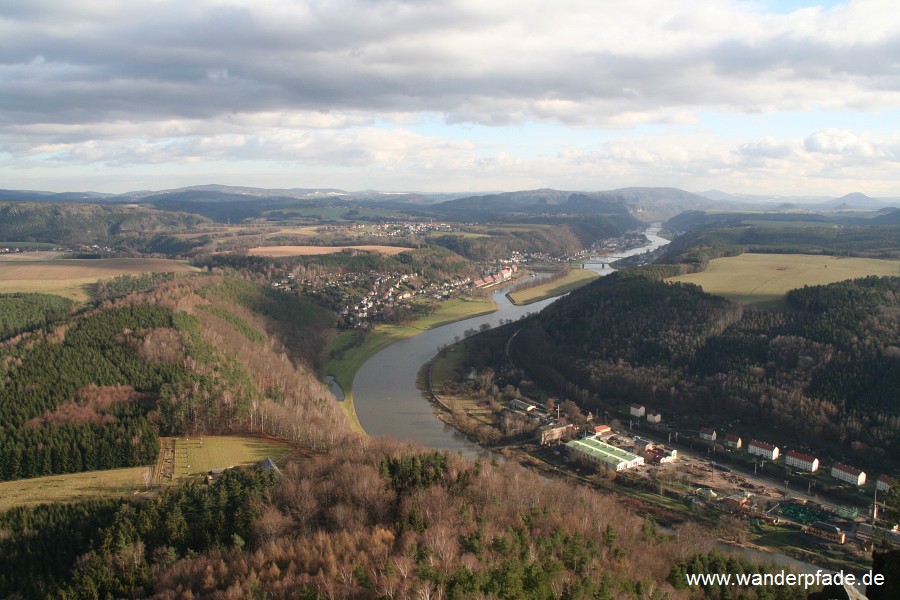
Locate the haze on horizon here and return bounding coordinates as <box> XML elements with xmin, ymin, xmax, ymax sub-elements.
<box><xmin>1</xmin><ymin>0</ymin><xmax>898</xmax><ymax>197</ymax></box>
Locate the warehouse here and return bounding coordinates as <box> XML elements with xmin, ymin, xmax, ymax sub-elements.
<box><xmin>566</xmin><ymin>436</ymin><xmax>645</xmax><ymax>472</ymax></box>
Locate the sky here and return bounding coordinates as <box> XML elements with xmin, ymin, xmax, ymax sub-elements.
<box><xmin>1</xmin><ymin>0</ymin><xmax>899</xmax><ymax>196</ymax></box>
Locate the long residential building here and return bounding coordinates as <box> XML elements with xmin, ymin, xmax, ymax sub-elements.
<box><xmin>566</xmin><ymin>436</ymin><xmax>645</xmax><ymax>472</ymax></box>
<box><xmin>785</xmin><ymin>450</ymin><xmax>819</xmax><ymax>473</ymax></box>
<box><xmin>877</xmin><ymin>475</ymin><xmax>895</xmax><ymax>493</ymax></box>
<box><xmin>831</xmin><ymin>463</ymin><xmax>866</xmax><ymax>486</ymax></box>
<box><xmin>747</xmin><ymin>440</ymin><xmax>779</xmax><ymax>460</ymax></box>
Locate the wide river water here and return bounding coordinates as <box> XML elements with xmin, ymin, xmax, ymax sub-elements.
<box><xmin>351</xmin><ymin>227</ymin><xmax>670</xmax><ymax>457</ymax></box>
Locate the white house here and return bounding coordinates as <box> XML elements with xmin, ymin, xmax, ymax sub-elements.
<box><xmin>699</xmin><ymin>427</ymin><xmax>717</xmax><ymax>441</ymax></box>
<box><xmin>646</xmin><ymin>411</ymin><xmax>662</xmax><ymax>424</ymax></box>
<box><xmin>629</xmin><ymin>403</ymin><xmax>645</xmax><ymax>418</ymax></box>
<box><xmin>724</xmin><ymin>434</ymin><xmax>742</xmax><ymax>449</ymax></box>
<box><xmin>831</xmin><ymin>463</ymin><xmax>866</xmax><ymax>486</ymax></box>
<box><xmin>785</xmin><ymin>450</ymin><xmax>819</xmax><ymax>473</ymax></box>
<box><xmin>747</xmin><ymin>440</ymin><xmax>779</xmax><ymax>460</ymax></box>
<box><xmin>877</xmin><ymin>475</ymin><xmax>895</xmax><ymax>493</ymax></box>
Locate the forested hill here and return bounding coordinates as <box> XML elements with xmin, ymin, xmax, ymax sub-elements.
<box><xmin>0</xmin><ymin>275</ymin><xmax>344</xmax><ymax>482</ymax></box>
<box><xmin>0</xmin><ymin>202</ymin><xmax>209</xmax><ymax>249</ymax></box>
<box><xmin>504</xmin><ymin>272</ymin><xmax>900</xmax><ymax>468</ymax></box>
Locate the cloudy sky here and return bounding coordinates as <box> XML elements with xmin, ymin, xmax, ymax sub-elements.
<box><xmin>1</xmin><ymin>0</ymin><xmax>899</xmax><ymax>195</ymax></box>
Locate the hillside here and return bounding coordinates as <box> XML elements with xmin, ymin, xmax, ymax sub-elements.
<box><xmin>0</xmin><ymin>275</ymin><xmax>344</xmax><ymax>483</ymax></box>
<box><xmin>0</xmin><ymin>202</ymin><xmax>210</xmax><ymax>251</ymax></box>
<box><xmin>474</xmin><ymin>270</ymin><xmax>900</xmax><ymax>469</ymax></box>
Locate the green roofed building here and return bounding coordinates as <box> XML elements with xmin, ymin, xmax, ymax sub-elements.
<box><xmin>566</xmin><ymin>436</ymin><xmax>645</xmax><ymax>471</ymax></box>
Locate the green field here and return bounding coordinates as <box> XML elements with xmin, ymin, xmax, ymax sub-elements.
<box><xmin>668</xmin><ymin>253</ymin><xmax>900</xmax><ymax>306</ymax></box>
<box><xmin>0</xmin><ymin>435</ymin><xmax>291</xmax><ymax>511</ymax></box>
<box><xmin>507</xmin><ymin>268</ymin><xmax>599</xmax><ymax>305</ymax></box>
<box><xmin>0</xmin><ymin>466</ymin><xmax>150</xmax><ymax>511</ymax></box>
<box><xmin>0</xmin><ymin>257</ymin><xmax>199</xmax><ymax>300</ymax></box>
<box><xmin>323</xmin><ymin>296</ymin><xmax>496</xmax><ymax>433</ymax></box>
<box><xmin>167</xmin><ymin>435</ymin><xmax>291</xmax><ymax>480</ymax></box>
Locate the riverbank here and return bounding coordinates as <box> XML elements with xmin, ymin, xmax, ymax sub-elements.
<box><xmin>323</xmin><ymin>296</ymin><xmax>497</xmax><ymax>434</ymax></box>
<box><xmin>506</xmin><ymin>267</ymin><xmax>599</xmax><ymax>305</ymax></box>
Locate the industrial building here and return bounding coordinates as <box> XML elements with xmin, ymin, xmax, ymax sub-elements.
<box><xmin>592</xmin><ymin>424</ymin><xmax>612</xmax><ymax>437</ymax></box>
<box><xmin>645</xmin><ymin>446</ymin><xmax>677</xmax><ymax>464</ymax></box>
<box><xmin>804</xmin><ymin>522</ymin><xmax>846</xmax><ymax>544</ymax></box>
<box><xmin>566</xmin><ymin>436</ymin><xmax>645</xmax><ymax>471</ymax></box>
<box><xmin>510</xmin><ymin>398</ymin><xmax>537</xmax><ymax>413</ymax></box>
<box><xmin>785</xmin><ymin>450</ymin><xmax>819</xmax><ymax>473</ymax></box>
<box><xmin>536</xmin><ymin>423</ymin><xmax>575</xmax><ymax>446</ymax></box>
<box><xmin>747</xmin><ymin>440</ymin><xmax>779</xmax><ymax>460</ymax></box>
<box><xmin>831</xmin><ymin>463</ymin><xmax>866</xmax><ymax>486</ymax></box>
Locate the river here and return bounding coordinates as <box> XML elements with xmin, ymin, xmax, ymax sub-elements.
<box><xmin>351</xmin><ymin>226</ymin><xmax>670</xmax><ymax>457</ymax></box>
<box><xmin>350</xmin><ymin>227</ymin><xmax>867</xmax><ymax>585</ymax></box>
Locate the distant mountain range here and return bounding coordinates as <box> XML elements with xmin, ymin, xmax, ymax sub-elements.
<box><xmin>0</xmin><ymin>185</ymin><xmax>896</xmax><ymax>223</ymax></box>
<box><xmin>698</xmin><ymin>189</ymin><xmax>900</xmax><ymax>209</ymax></box>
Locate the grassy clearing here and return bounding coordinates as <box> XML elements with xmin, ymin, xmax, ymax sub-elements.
<box><xmin>170</xmin><ymin>435</ymin><xmax>291</xmax><ymax>480</ymax></box>
<box><xmin>0</xmin><ymin>258</ymin><xmax>199</xmax><ymax>301</ymax></box>
<box><xmin>430</xmin><ymin>346</ymin><xmax>468</xmax><ymax>389</ymax></box>
<box><xmin>0</xmin><ymin>467</ymin><xmax>149</xmax><ymax>511</ymax></box>
<box><xmin>0</xmin><ymin>435</ymin><xmax>291</xmax><ymax>510</ymax></box>
<box><xmin>507</xmin><ymin>268</ymin><xmax>599</xmax><ymax>305</ymax></box>
<box><xmin>248</xmin><ymin>245</ymin><xmax>412</xmax><ymax>257</ymax></box>
<box><xmin>668</xmin><ymin>253</ymin><xmax>900</xmax><ymax>307</ymax></box>
<box><xmin>323</xmin><ymin>296</ymin><xmax>496</xmax><ymax>434</ymax></box>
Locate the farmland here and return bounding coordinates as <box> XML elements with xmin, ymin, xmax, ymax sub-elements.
<box><xmin>0</xmin><ymin>257</ymin><xmax>198</xmax><ymax>300</ymax></box>
<box><xmin>0</xmin><ymin>435</ymin><xmax>292</xmax><ymax>511</ymax></box>
<box><xmin>667</xmin><ymin>253</ymin><xmax>900</xmax><ymax>306</ymax></box>
<box><xmin>247</xmin><ymin>244</ymin><xmax>412</xmax><ymax>257</ymax></box>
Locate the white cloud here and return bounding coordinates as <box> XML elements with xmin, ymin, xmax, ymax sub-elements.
<box><xmin>2</xmin><ymin>1</ymin><xmax>900</xmax><ymax>193</ymax></box>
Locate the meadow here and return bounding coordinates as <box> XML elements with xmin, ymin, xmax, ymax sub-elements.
<box><xmin>248</xmin><ymin>244</ymin><xmax>412</xmax><ymax>257</ymax></box>
<box><xmin>667</xmin><ymin>253</ymin><xmax>900</xmax><ymax>306</ymax></box>
<box><xmin>0</xmin><ymin>257</ymin><xmax>198</xmax><ymax>300</ymax></box>
<box><xmin>0</xmin><ymin>435</ymin><xmax>292</xmax><ymax>510</ymax></box>
<box><xmin>167</xmin><ymin>435</ymin><xmax>292</xmax><ymax>481</ymax></box>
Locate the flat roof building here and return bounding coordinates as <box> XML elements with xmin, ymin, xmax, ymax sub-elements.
<box><xmin>536</xmin><ymin>423</ymin><xmax>575</xmax><ymax>446</ymax></box>
<box><xmin>566</xmin><ymin>436</ymin><xmax>645</xmax><ymax>472</ymax></box>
